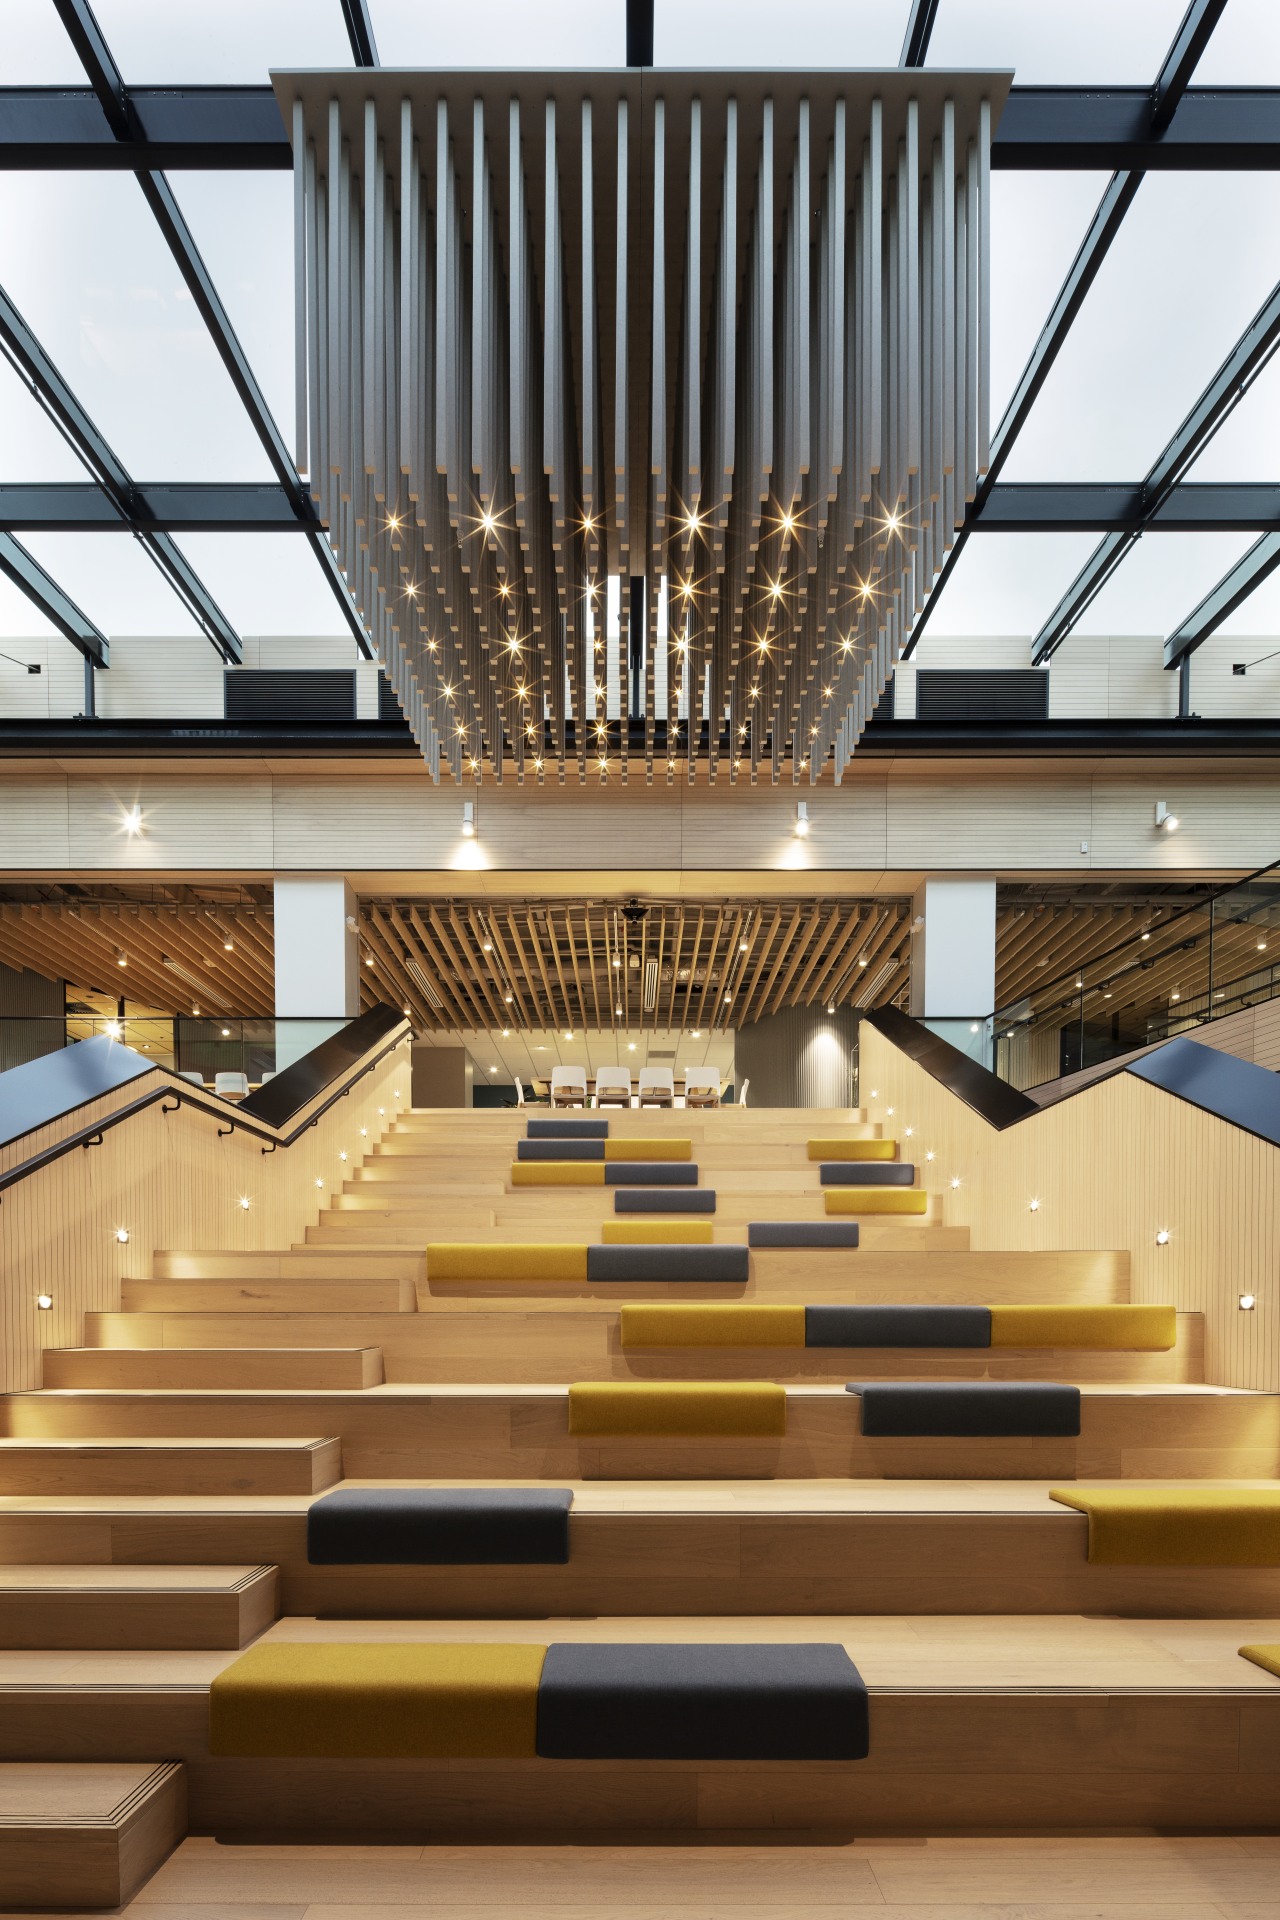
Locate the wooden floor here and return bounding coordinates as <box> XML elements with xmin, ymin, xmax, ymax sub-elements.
<box><xmin>35</xmin><ymin>1829</ymin><xmax>1280</xmax><ymax>1917</ymax></box>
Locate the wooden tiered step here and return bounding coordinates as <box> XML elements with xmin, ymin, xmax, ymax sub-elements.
<box><xmin>0</xmin><ymin>1437</ymin><xmax>341</xmax><ymax>1495</ymax></box>
<box><xmin>0</xmin><ymin>1762</ymin><xmax>186</xmax><ymax>1910</ymax></box>
<box><xmin>153</xmin><ymin>1249</ymin><xmax>424</xmax><ymax>1282</ymax></box>
<box><xmin>0</xmin><ymin>1565</ymin><xmax>278</xmax><ymax>1648</ymax></box>
<box><xmin>42</xmin><ymin>1347</ymin><xmax>384</xmax><ymax>1390</ymax></box>
<box><xmin>123</xmin><ymin>1276</ymin><xmax>417</xmax><ymax>1313</ymax></box>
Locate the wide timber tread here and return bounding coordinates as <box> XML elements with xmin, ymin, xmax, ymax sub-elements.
<box><xmin>0</xmin><ymin>1565</ymin><xmax>278</xmax><ymax>1648</ymax></box>
<box><xmin>41</xmin><ymin>1347</ymin><xmax>384</xmax><ymax>1391</ymax></box>
<box><xmin>0</xmin><ymin>1761</ymin><xmax>186</xmax><ymax>1909</ymax></box>
<box><xmin>0</xmin><ymin>1437</ymin><xmax>342</xmax><ymax>1495</ymax></box>
<box><xmin>122</xmin><ymin>1277</ymin><xmax>418</xmax><ymax>1314</ymax></box>
<box><xmin>2</xmin><ymin>1481</ymin><xmax>1277</xmax><ymax>1619</ymax></box>
<box><xmin>4</xmin><ymin>1384</ymin><xmax>1272</xmax><ymax>1480</ymax></box>
<box><xmin>0</xmin><ymin>1617</ymin><xmax>1278</xmax><ymax>1835</ymax></box>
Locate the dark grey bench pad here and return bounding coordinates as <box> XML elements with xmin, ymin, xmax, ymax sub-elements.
<box><xmin>604</xmin><ymin>1162</ymin><xmax>699</xmax><ymax>1185</ymax></box>
<box><xmin>526</xmin><ymin>1117</ymin><xmax>609</xmax><ymax>1138</ymax></box>
<box><xmin>587</xmin><ymin>1244</ymin><xmax>749</xmax><ymax>1284</ymax></box>
<box><xmin>846</xmin><ymin>1382</ymin><xmax>1081</xmax><ymax>1436</ymax></box>
<box><xmin>749</xmin><ymin>1222</ymin><xmax>859</xmax><ymax>1248</ymax></box>
<box><xmin>517</xmin><ymin>1138</ymin><xmax>605</xmax><ymax>1160</ymax></box>
<box><xmin>614</xmin><ymin>1188</ymin><xmax>717</xmax><ymax>1213</ymax></box>
<box><xmin>535</xmin><ymin>1643</ymin><xmax>869</xmax><ymax>1760</ymax></box>
<box><xmin>819</xmin><ymin>1162</ymin><xmax>916</xmax><ymax>1186</ymax></box>
<box><xmin>306</xmin><ymin>1487</ymin><xmax>574</xmax><ymax>1564</ymax></box>
<box><xmin>808</xmin><ymin>1305</ymin><xmax>991</xmax><ymax>1348</ymax></box>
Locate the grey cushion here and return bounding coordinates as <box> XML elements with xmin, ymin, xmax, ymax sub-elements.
<box><xmin>614</xmin><ymin>1188</ymin><xmax>716</xmax><ymax>1213</ymax></box>
<box><xmin>587</xmin><ymin>1244</ymin><xmax>749</xmax><ymax>1284</ymax></box>
<box><xmin>749</xmin><ymin>1222</ymin><xmax>859</xmax><ymax>1248</ymax></box>
<box><xmin>807</xmin><ymin>1305</ymin><xmax>991</xmax><ymax>1348</ymax></box>
<box><xmin>306</xmin><ymin>1487</ymin><xmax>574</xmax><ymax>1564</ymax></box>
<box><xmin>605</xmin><ymin>1162</ymin><xmax>699</xmax><ymax>1185</ymax></box>
<box><xmin>527</xmin><ymin>1117</ymin><xmax>608</xmax><ymax>1138</ymax></box>
<box><xmin>517</xmin><ymin>1139</ymin><xmax>604</xmax><ymax>1160</ymax></box>
<box><xmin>535</xmin><ymin>1642</ymin><xmax>869</xmax><ymax>1760</ymax></box>
<box><xmin>846</xmin><ymin>1381</ymin><xmax>1081</xmax><ymax>1437</ymax></box>
<box><xmin>819</xmin><ymin>1162</ymin><xmax>916</xmax><ymax>1186</ymax></box>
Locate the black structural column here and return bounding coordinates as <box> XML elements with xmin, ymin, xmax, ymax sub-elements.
<box><xmin>626</xmin><ymin>0</ymin><xmax>654</xmax><ymax>67</ymax></box>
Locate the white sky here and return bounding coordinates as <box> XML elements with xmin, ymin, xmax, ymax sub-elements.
<box><xmin>2</xmin><ymin>0</ymin><xmax>1279</xmax><ymax>648</ymax></box>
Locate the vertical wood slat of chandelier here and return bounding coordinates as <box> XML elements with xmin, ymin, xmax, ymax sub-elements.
<box><xmin>282</xmin><ymin>70</ymin><xmax>1006</xmax><ymax>787</ymax></box>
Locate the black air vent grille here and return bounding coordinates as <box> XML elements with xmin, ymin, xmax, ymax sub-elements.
<box><xmin>917</xmin><ymin>669</ymin><xmax>1048</xmax><ymax>722</ymax></box>
<box><xmin>224</xmin><ymin>670</ymin><xmax>356</xmax><ymax>722</ymax></box>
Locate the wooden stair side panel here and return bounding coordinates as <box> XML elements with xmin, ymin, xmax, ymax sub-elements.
<box><xmin>0</xmin><ymin>1565</ymin><xmax>279</xmax><ymax>1650</ymax></box>
<box><xmin>0</xmin><ymin>1761</ymin><xmax>186</xmax><ymax>1909</ymax></box>
<box><xmin>41</xmin><ymin>1348</ymin><xmax>384</xmax><ymax>1392</ymax></box>
<box><xmin>0</xmin><ymin>1438</ymin><xmax>341</xmax><ymax>1496</ymax></box>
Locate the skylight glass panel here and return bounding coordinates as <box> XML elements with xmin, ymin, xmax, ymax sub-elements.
<box><xmin>0</xmin><ymin>568</ymin><xmax>57</xmax><ymax>641</ymax></box>
<box><xmin>172</xmin><ymin>535</ymin><xmax>355</xmax><ymax>638</ymax></box>
<box><xmin>926</xmin><ymin>533</ymin><xmax>1099</xmax><ymax>636</ymax></box>
<box><xmin>1182</xmin><ymin>353</ymin><xmax>1280</xmax><ymax>484</ymax></box>
<box><xmin>1075</xmin><ymin>532</ymin><xmax>1257</xmax><ymax>635</ymax></box>
<box><xmin>988</xmin><ymin>171</ymin><xmax>1112</xmax><ymax>425</ymax></box>
<box><xmin>999</xmin><ymin>173</ymin><xmax>1280</xmax><ymax>482</ymax></box>
<box><xmin>165</xmin><ymin>174</ymin><xmax>295</xmax><ymax>445</ymax></box>
<box><xmin>8</xmin><ymin>0</ymin><xmax>86</xmax><ymax>82</ymax></box>
<box><xmin>654</xmin><ymin>0</ymin><xmax>905</xmax><ymax>67</ymax></box>
<box><xmin>926</xmin><ymin>0</ymin><xmax>1187</xmax><ymax>82</ymax></box>
<box><xmin>90</xmin><ymin>0</ymin><xmax>351</xmax><ymax>81</ymax></box>
<box><xmin>19</xmin><ymin>534</ymin><xmax>204</xmax><ymax>637</ymax></box>
<box><xmin>373</xmin><ymin>0</ymin><xmax>626</xmax><ymax>65</ymax></box>
<box><xmin>0</xmin><ymin>360</ymin><xmax>93</xmax><ymax>484</ymax></box>
<box><xmin>0</xmin><ymin>173</ymin><xmax>276</xmax><ymax>484</ymax></box>
<box><xmin>1192</xmin><ymin>0</ymin><xmax>1280</xmax><ymax>85</ymax></box>
<box><xmin>1215</xmin><ymin>567</ymin><xmax>1280</xmax><ymax>636</ymax></box>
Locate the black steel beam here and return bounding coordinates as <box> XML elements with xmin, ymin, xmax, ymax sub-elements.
<box><xmin>0</xmin><ymin>483</ymin><xmax>314</xmax><ymax>532</ymax></box>
<box><xmin>6</xmin><ymin>85</ymin><xmax>1280</xmax><ymax>172</ymax></box>
<box><xmin>0</xmin><ymin>534</ymin><xmax>108</xmax><ymax>666</ymax></box>
<box><xmin>1032</xmin><ymin>277</ymin><xmax>1280</xmax><ymax>661</ymax></box>
<box><xmin>626</xmin><ymin>0</ymin><xmax>654</xmax><ymax>67</ymax></box>
<box><xmin>899</xmin><ymin>0</ymin><xmax>941</xmax><ymax>67</ymax></box>
<box><xmin>339</xmin><ymin>0</ymin><xmax>380</xmax><ymax>67</ymax></box>
<box><xmin>1152</xmin><ymin>0</ymin><xmax>1231</xmax><ymax>130</ymax></box>
<box><xmin>1164</xmin><ymin>533</ymin><xmax>1280</xmax><ymax>667</ymax></box>
<box><xmin>975</xmin><ymin>482</ymin><xmax>1280</xmax><ymax>534</ymax></box>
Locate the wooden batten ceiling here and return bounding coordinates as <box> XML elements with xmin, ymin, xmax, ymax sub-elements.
<box><xmin>0</xmin><ymin>902</ymin><xmax>274</xmax><ymax>1015</ymax></box>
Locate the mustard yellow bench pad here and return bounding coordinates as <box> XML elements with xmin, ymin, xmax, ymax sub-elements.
<box><xmin>602</xmin><ymin>1220</ymin><xmax>716</xmax><ymax>1244</ymax></box>
<box><xmin>1239</xmin><ymin>1645</ymin><xmax>1280</xmax><ymax>1681</ymax></box>
<box><xmin>603</xmin><ymin>1139</ymin><xmax>691</xmax><ymax>1161</ymax></box>
<box><xmin>209</xmin><ymin>1641</ymin><xmax>546</xmax><ymax>1757</ymax></box>
<box><xmin>620</xmin><ymin>1304</ymin><xmax>805</xmax><ymax>1348</ymax></box>
<box><xmin>807</xmin><ymin>1139</ymin><xmax>898</xmax><ymax>1161</ymax></box>
<box><xmin>990</xmin><ymin>1305</ymin><xmax>1177</xmax><ymax>1351</ymax></box>
<box><xmin>569</xmin><ymin>1381</ymin><xmax>787</xmax><ymax>1436</ymax></box>
<box><xmin>512</xmin><ymin>1162</ymin><xmax>606</xmax><ymax>1187</ymax></box>
<box><xmin>1049</xmin><ymin>1487</ymin><xmax>1280</xmax><ymax>1565</ymax></box>
<box><xmin>427</xmin><ymin>1244</ymin><xmax>589</xmax><ymax>1283</ymax></box>
<box><xmin>825</xmin><ymin>1188</ymin><xmax>928</xmax><ymax>1216</ymax></box>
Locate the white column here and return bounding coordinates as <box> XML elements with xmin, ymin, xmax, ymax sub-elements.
<box><xmin>909</xmin><ymin>877</ymin><xmax>996</xmax><ymax>1062</ymax></box>
<box><xmin>274</xmin><ymin>876</ymin><xmax>360</xmax><ymax>1066</ymax></box>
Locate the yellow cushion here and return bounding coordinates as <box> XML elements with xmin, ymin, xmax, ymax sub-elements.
<box><xmin>807</xmin><ymin>1139</ymin><xmax>898</xmax><ymax>1161</ymax></box>
<box><xmin>604</xmin><ymin>1139</ymin><xmax>692</xmax><ymax>1162</ymax></box>
<box><xmin>1049</xmin><ymin>1488</ymin><xmax>1280</xmax><ymax>1565</ymax></box>
<box><xmin>209</xmin><ymin>1641</ymin><xmax>546</xmax><ymax>1757</ymax></box>
<box><xmin>620</xmin><ymin>1304</ymin><xmax>805</xmax><ymax>1348</ymax></box>
<box><xmin>1239</xmin><ymin>1645</ymin><xmax>1280</xmax><ymax>1680</ymax></box>
<box><xmin>990</xmin><ymin>1305</ymin><xmax>1177</xmax><ymax>1351</ymax></box>
<box><xmin>602</xmin><ymin>1221</ymin><xmax>715</xmax><ymax>1244</ymax></box>
<box><xmin>427</xmin><ymin>1244</ymin><xmax>588</xmax><ymax>1283</ymax></box>
<box><xmin>511</xmin><ymin>1162</ymin><xmax>606</xmax><ymax>1186</ymax></box>
<box><xmin>568</xmin><ymin>1381</ymin><xmax>786</xmax><ymax>1436</ymax></box>
<box><xmin>824</xmin><ymin>1188</ymin><xmax>927</xmax><ymax>1216</ymax></box>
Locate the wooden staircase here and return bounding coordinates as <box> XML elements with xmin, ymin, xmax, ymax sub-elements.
<box><xmin>0</xmin><ymin>1101</ymin><xmax>1276</xmax><ymax>1866</ymax></box>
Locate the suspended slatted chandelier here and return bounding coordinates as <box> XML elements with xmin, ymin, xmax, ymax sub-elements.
<box><xmin>280</xmin><ymin>68</ymin><xmax>1007</xmax><ymax>785</ymax></box>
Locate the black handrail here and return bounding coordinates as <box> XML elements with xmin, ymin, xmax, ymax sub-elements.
<box><xmin>0</xmin><ymin>1015</ymin><xmax>411</xmax><ymax>1201</ymax></box>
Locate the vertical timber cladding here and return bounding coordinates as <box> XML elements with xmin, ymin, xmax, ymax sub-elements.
<box><xmin>279</xmin><ymin>70</ymin><xmax>1007</xmax><ymax>785</ymax></box>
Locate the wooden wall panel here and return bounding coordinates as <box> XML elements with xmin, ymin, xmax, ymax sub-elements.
<box><xmin>884</xmin><ymin>775</ymin><xmax>1093</xmax><ymax>870</ymax></box>
<box><xmin>860</xmin><ymin>1025</ymin><xmax>1280</xmax><ymax>1391</ymax></box>
<box><xmin>64</xmin><ymin>779</ymin><xmax>276</xmax><ymax>874</ymax></box>
<box><xmin>0</xmin><ymin>1048</ymin><xmax>411</xmax><ymax>1395</ymax></box>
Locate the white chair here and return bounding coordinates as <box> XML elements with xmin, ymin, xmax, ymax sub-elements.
<box><xmin>737</xmin><ymin>1077</ymin><xmax>749</xmax><ymax>1107</ymax></box>
<box><xmin>594</xmin><ymin>1065</ymin><xmax>633</xmax><ymax>1109</ymax></box>
<box><xmin>259</xmin><ymin>1070</ymin><xmax>276</xmax><ymax>1083</ymax></box>
<box><xmin>178</xmin><ymin>1071</ymin><xmax>205</xmax><ymax>1087</ymax></box>
<box><xmin>515</xmin><ymin>1077</ymin><xmax>526</xmax><ymax>1106</ymax></box>
<box><xmin>214</xmin><ymin>1071</ymin><xmax>250</xmax><ymax>1103</ymax></box>
<box><xmin>637</xmin><ymin>1066</ymin><xmax>674</xmax><ymax>1108</ymax></box>
<box><xmin>683</xmin><ymin>1067</ymin><xmax>721</xmax><ymax>1109</ymax></box>
<box><xmin>550</xmin><ymin>1066</ymin><xmax>588</xmax><ymax>1109</ymax></box>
